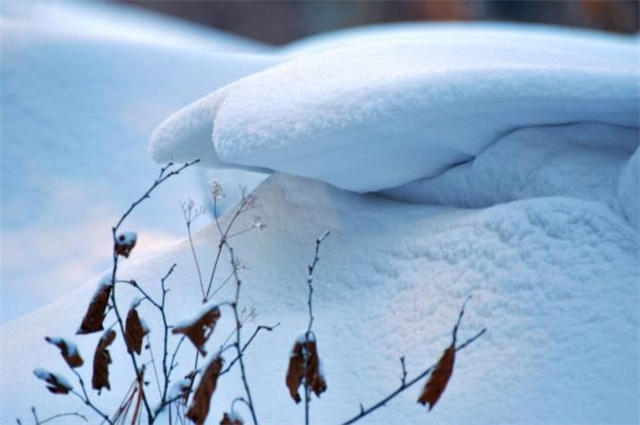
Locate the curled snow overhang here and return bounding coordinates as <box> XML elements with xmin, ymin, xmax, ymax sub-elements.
<box><xmin>149</xmin><ymin>24</ymin><xmax>639</xmax><ymax>194</ymax></box>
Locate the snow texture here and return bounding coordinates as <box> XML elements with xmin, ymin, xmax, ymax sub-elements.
<box><xmin>150</xmin><ymin>25</ymin><xmax>639</xmax><ymax>193</ymax></box>
<box><xmin>618</xmin><ymin>147</ymin><xmax>640</xmax><ymax>229</ymax></box>
<box><xmin>383</xmin><ymin>122</ymin><xmax>638</xmax><ymax>212</ymax></box>
<box><xmin>0</xmin><ymin>1</ymin><xmax>272</xmax><ymax>322</ymax></box>
<box><xmin>3</xmin><ymin>173</ymin><xmax>638</xmax><ymax>424</ymax></box>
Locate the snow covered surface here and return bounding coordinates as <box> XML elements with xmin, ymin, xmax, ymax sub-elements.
<box><xmin>2</xmin><ymin>4</ymin><xmax>639</xmax><ymax>424</ymax></box>
<box><xmin>150</xmin><ymin>24</ymin><xmax>639</xmax><ymax>193</ymax></box>
<box><xmin>618</xmin><ymin>147</ymin><xmax>640</xmax><ymax>228</ymax></box>
<box><xmin>0</xmin><ymin>1</ymin><xmax>272</xmax><ymax>322</ymax></box>
<box><xmin>2</xmin><ymin>174</ymin><xmax>638</xmax><ymax>424</ymax></box>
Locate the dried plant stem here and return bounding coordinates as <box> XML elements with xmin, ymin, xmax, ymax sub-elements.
<box><xmin>67</xmin><ymin>368</ymin><xmax>112</xmax><ymax>424</ymax></box>
<box><xmin>303</xmin><ymin>230</ymin><xmax>330</xmax><ymax>425</ymax></box>
<box><xmin>220</xmin><ymin>323</ymin><xmax>280</xmax><ymax>376</ymax></box>
<box><xmin>21</xmin><ymin>407</ymin><xmax>88</xmax><ymax>425</ymax></box>
<box><xmin>340</xmin><ymin>298</ymin><xmax>486</xmax><ymax>425</ymax></box>
<box><xmin>109</xmin><ymin>161</ymin><xmax>198</xmax><ymax>424</ymax></box>
<box><xmin>225</xmin><ymin>242</ymin><xmax>259</xmax><ymax>425</ymax></box>
<box><xmin>182</xmin><ymin>202</ymin><xmax>205</xmax><ymax>299</ymax></box>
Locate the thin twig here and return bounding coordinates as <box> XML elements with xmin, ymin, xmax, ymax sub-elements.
<box><xmin>220</xmin><ymin>323</ymin><xmax>280</xmax><ymax>376</ymax></box>
<box><xmin>339</xmin><ymin>297</ymin><xmax>485</xmax><ymax>425</ymax></box>
<box><xmin>303</xmin><ymin>230</ymin><xmax>330</xmax><ymax>425</ymax></box>
<box><xmin>109</xmin><ymin>161</ymin><xmax>198</xmax><ymax>424</ymax></box>
<box><xmin>38</xmin><ymin>411</ymin><xmax>88</xmax><ymax>424</ymax></box>
<box><xmin>68</xmin><ymin>368</ymin><xmax>113</xmax><ymax>424</ymax></box>
<box><xmin>182</xmin><ymin>200</ymin><xmax>205</xmax><ymax>299</ymax></box>
<box><xmin>224</xmin><ymin>242</ymin><xmax>259</xmax><ymax>425</ymax></box>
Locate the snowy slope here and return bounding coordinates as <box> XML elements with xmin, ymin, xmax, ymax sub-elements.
<box><xmin>0</xmin><ymin>3</ymin><xmax>274</xmax><ymax>322</ymax></box>
<box><xmin>150</xmin><ymin>24</ymin><xmax>639</xmax><ymax>193</ymax></box>
<box><xmin>1</xmin><ymin>173</ymin><xmax>638</xmax><ymax>424</ymax></box>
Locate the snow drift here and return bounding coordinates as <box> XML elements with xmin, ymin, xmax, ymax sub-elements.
<box><xmin>1</xmin><ymin>173</ymin><xmax>638</xmax><ymax>424</ymax></box>
<box><xmin>2</xmin><ymin>12</ymin><xmax>639</xmax><ymax>425</ymax></box>
<box><xmin>150</xmin><ymin>25</ymin><xmax>639</xmax><ymax>196</ymax></box>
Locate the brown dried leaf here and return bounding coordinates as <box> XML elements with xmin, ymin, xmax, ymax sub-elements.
<box><xmin>33</xmin><ymin>368</ymin><xmax>73</xmax><ymax>395</ymax></box>
<box><xmin>92</xmin><ymin>329</ymin><xmax>116</xmax><ymax>392</ymax></box>
<box><xmin>220</xmin><ymin>412</ymin><xmax>243</xmax><ymax>425</ymax></box>
<box><xmin>285</xmin><ymin>336</ymin><xmax>327</xmax><ymax>403</ymax></box>
<box><xmin>285</xmin><ymin>340</ymin><xmax>304</xmax><ymax>403</ymax></box>
<box><xmin>77</xmin><ymin>280</ymin><xmax>112</xmax><ymax>335</ymax></box>
<box><xmin>172</xmin><ymin>305</ymin><xmax>221</xmax><ymax>356</ymax></box>
<box><xmin>115</xmin><ymin>232</ymin><xmax>137</xmax><ymax>258</ymax></box>
<box><xmin>186</xmin><ymin>356</ymin><xmax>223</xmax><ymax>425</ymax></box>
<box><xmin>45</xmin><ymin>337</ymin><xmax>84</xmax><ymax>368</ymax></box>
<box><xmin>124</xmin><ymin>308</ymin><xmax>148</xmax><ymax>354</ymax></box>
<box><xmin>417</xmin><ymin>344</ymin><xmax>455</xmax><ymax>410</ymax></box>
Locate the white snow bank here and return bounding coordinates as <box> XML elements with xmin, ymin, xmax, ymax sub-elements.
<box><xmin>383</xmin><ymin>122</ymin><xmax>638</xmax><ymax>213</ymax></box>
<box><xmin>2</xmin><ymin>173</ymin><xmax>637</xmax><ymax>424</ymax></box>
<box><xmin>0</xmin><ymin>5</ymin><xmax>274</xmax><ymax>322</ymax></box>
<box><xmin>150</xmin><ymin>24</ymin><xmax>639</xmax><ymax>193</ymax></box>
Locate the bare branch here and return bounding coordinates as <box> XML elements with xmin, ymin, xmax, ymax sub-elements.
<box><xmin>303</xmin><ymin>230</ymin><xmax>330</xmax><ymax>425</ymax></box>
<box><xmin>340</xmin><ymin>297</ymin><xmax>485</xmax><ymax>425</ymax></box>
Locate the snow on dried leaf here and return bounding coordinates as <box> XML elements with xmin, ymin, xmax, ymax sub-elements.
<box><xmin>172</xmin><ymin>305</ymin><xmax>221</xmax><ymax>356</ymax></box>
<box><xmin>33</xmin><ymin>367</ymin><xmax>73</xmax><ymax>394</ymax></box>
<box><xmin>124</xmin><ymin>307</ymin><xmax>148</xmax><ymax>354</ymax></box>
<box><xmin>92</xmin><ymin>329</ymin><xmax>116</xmax><ymax>392</ymax></box>
<box><xmin>45</xmin><ymin>336</ymin><xmax>83</xmax><ymax>368</ymax></box>
<box><xmin>417</xmin><ymin>344</ymin><xmax>455</xmax><ymax>410</ymax></box>
<box><xmin>115</xmin><ymin>232</ymin><xmax>137</xmax><ymax>258</ymax></box>
<box><xmin>220</xmin><ymin>412</ymin><xmax>243</xmax><ymax>425</ymax></box>
<box><xmin>285</xmin><ymin>335</ymin><xmax>327</xmax><ymax>403</ymax></box>
<box><xmin>186</xmin><ymin>356</ymin><xmax>223</xmax><ymax>425</ymax></box>
<box><xmin>77</xmin><ymin>277</ymin><xmax>112</xmax><ymax>335</ymax></box>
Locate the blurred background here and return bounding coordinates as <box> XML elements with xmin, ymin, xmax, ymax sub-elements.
<box><xmin>119</xmin><ymin>0</ymin><xmax>639</xmax><ymax>44</ymax></box>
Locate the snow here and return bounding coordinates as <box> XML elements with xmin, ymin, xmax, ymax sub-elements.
<box><xmin>618</xmin><ymin>147</ymin><xmax>640</xmax><ymax>229</ymax></box>
<box><xmin>0</xmin><ymin>1</ymin><xmax>272</xmax><ymax>322</ymax></box>
<box><xmin>44</xmin><ymin>337</ymin><xmax>79</xmax><ymax>356</ymax></box>
<box><xmin>33</xmin><ymin>367</ymin><xmax>73</xmax><ymax>391</ymax></box>
<box><xmin>117</xmin><ymin>232</ymin><xmax>138</xmax><ymax>246</ymax></box>
<box><xmin>149</xmin><ymin>25</ymin><xmax>639</xmax><ymax>193</ymax></box>
<box><xmin>167</xmin><ymin>377</ymin><xmax>191</xmax><ymax>400</ymax></box>
<box><xmin>2</xmin><ymin>5</ymin><xmax>639</xmax><ymax>424</ymax></box>
<box><xmin>173</xmin><ymin>301</ymin><xmax>222</xmax><ymax>329</ymax></box>
<box><xmin>3</xmin><ymin>173</ymin><xmax>637</xmax><ymax>424</ymax></box>
<box><xmin>383</xmin><ymin>122</ymin><xmax>637</xmax><ymax>215</ymax></box>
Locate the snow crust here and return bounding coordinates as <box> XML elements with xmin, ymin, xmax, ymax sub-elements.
<box><xmin>3</xmin><ymin>173</ymin><xmax>638</xmax><ymax>424</ymax></box>
<box><xmin>150</xmin><ymin>25</ymin><xmax>639</xmax><ymax>193</ymax></box>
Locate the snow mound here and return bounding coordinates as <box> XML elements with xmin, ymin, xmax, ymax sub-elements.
<box><xmin>150</xmin><ymin>25</ymin><xmax>639</xmax><ymax>192</ymax></box>
<box><xmin>383</xmin><ymin>122</ymin><xmax>638</xmax><ymax>212</ymax></box>
<box><xmin>2</xmin><ymin>173</ymin><xmax>637</xmax><ymax>424</ymax></box>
